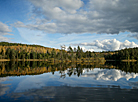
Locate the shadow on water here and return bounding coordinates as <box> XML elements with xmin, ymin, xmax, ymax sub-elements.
<box><xmin>0</xmin><ymin>61</ymin><xmax>138</xmax><ymax>102</ymax></box>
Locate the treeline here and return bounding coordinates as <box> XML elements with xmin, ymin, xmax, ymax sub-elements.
<box><xmin>0</xmin><ymin>42</ymin><xmax>137</xmax><ymax>62</ymax></box>
<box><xmin>105</xmin><ymin>47</ymin><xmax>138</xmax><ymax>61</ymax></box>
<box><xmin>0</xmin><ymin>42</ymin><xmax>105</xmax><ymax>63</ymax></box>
<box><xmin>0</xmin><ymin>41</ymin><xmax>45</xmax><ymax>47</ymax></box>
<box><xmin>0</xmin><ymin>42</ymin><xmax>59</xmax><ymax>59</ymax></box>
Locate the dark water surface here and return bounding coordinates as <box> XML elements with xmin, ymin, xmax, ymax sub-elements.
<box><xmin>0</xmin><ymin>61</ymin><xmax>138</xmax><ymax>102</ymax></box>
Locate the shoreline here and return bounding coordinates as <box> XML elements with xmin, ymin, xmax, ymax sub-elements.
<box><xmin>0</xmin><ymin>59</ymin><xmax>137</xmax><ymax>62</ymax></box>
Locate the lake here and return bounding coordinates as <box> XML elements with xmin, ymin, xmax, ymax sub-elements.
<box><xmin>0</xmin><ymin>61</ymin><xmax>138</xmax><ymax>102</ymax></box>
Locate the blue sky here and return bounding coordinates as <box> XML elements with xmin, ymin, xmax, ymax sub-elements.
<box><xmin>0</xmin><ymin>0</ymin><xmax>138</xmax><ymax>51</ymax></box>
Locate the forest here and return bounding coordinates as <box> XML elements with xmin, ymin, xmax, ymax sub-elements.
<box><xmin>105</xmin><ymin>47</ymin><xmax>138</xmax><ymax>61</ymax></box>
<box><xmin>0</xmin><ymin>42</ymin><xmax>137</xmax><ymax>62</ymax></box>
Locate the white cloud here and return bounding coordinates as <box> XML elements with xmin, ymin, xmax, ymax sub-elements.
<box><xmin>0</xmin><ymin>22</ymin><xmax>12</xmax><ymax>42</ymax></box>
<box><xmin>14</xmin><ymin>21</ymin><xmax>57</xmax><ymax>33</ymax></box>
<box><xmin>75</xmin><ymin>46</ymin><xmax>94</xmax><ymax>52</ymax></box>
<box><xmin>29</xmin><ymin>0</ymin><xmax>83</xmax><ymax>15</ymax></box>
<box><xmin>0</xmin><ymin>35</ymin><xmax>11</xmax><ymax>42</ymax></box>
<box><xmin>0</xmin><ymin>22</ymin><xmax>12</xmax><ymax>35</ymax></box>
<box><xmin>81</xmin><ymin>47</ymin><xmax>94</xmax><ymax>52</ymax></box>
<box><xmin>12</xmin><ymin>0</ymin><xmax>138</xmax><ymax>35</ymax></box>
<box><xmin>73</xmin><ymin>39</ymin><xmax>138</xmax><ymax>51</ymax></box>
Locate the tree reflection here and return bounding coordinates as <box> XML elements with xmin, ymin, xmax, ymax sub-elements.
<box><xmin>0</xmin><ymin>61</ymin><xmax>138</xmax><ymax>77</ymax></box>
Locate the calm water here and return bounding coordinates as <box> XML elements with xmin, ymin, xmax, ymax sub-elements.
<box><xmin>0</xmin><ymin>61</ymin><xmax>138</xmax><ymax>102</ymax></box>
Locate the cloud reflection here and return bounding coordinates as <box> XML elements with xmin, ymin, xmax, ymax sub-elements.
<box><xmin>0</xmin><ymin>77</ymin><xmax>10</xmax><ymax>96</ymax></box>
<box><xmin>1</xmin><ymin>68</ymin><xmax>138</xmax><ymax>101</ymax></box>
<box><xmin>81</xmin><ymin>69</ymin><xmax>138</xmax><ymax>81</ymax></box>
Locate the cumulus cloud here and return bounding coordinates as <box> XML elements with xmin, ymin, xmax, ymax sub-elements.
<box><xmin>13</xmin><ymin>0</ymin><xmax>138</xmax><ymax>35</ymax></box>
<box><xmin>73</xmin><ymin>39</ymin><xmax>138</xmax><ymax>51</ymax></box>
<box><xmin>0</xmin><ymin>22</ymin><xmax>12</xmax><ymax>35</ymax></box>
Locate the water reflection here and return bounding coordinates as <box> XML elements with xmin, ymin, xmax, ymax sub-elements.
<box><xmin>0</xmin><ymin>77</ymin><xmax>10</xmax><ymax>96</ymax></box>
<box><xmin>0</xmin><ymin>61</ymin><xmax>138</xmax><ymax>101</ymax></box>
<box><xmin>0</xmin><ymin>61</ymin><xmax>138</xmax><ymax>77</ymax></box>
<box><xmin>82</xmin><ymin>68</ymin><xmax>138</xmax><ymax>81</ymax></box>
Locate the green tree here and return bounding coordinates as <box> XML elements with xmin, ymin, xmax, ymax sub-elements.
<box><xmin>10</xmin><ymin>49</ymin><xmax>16</xmax><ymax>59</ymax></box>
<box><xmin>51</xmin><ymin>49</ymin><xmax>56</xmax><ymax>58</ymax></box>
